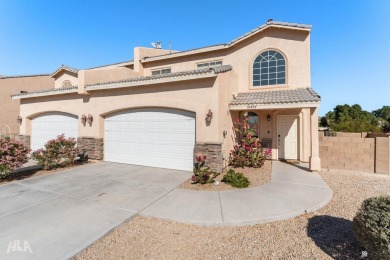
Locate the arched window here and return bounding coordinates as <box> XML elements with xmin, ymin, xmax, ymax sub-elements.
<box><xmin>244</xmin><ymin>111</ymin><xmax>259</xmax><ymax>137</ymax></box>
<box><xmin>253</xmin><ymin>50</ymin><xmax>286</xmax><ymax>86</ymax></box>
<box><xmin>62</xmin><ymin>80</ymin><xmax>72</xmax><ymax>88</ymax></box>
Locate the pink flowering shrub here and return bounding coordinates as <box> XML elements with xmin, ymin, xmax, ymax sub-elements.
<box><xmin>229</xmin><ymin>115</ymin><xmax>268</xmax><ymax>168</ymax></box>
<box><xmin>32</xmin><ymin>134</ymin><xmax>78</xmax><ymax>170</ymax></box>
<box><xmin>0</xmin><ymin>138</ymin><xmax>30</xmax><ymax>176</ymax></box>
<box><xmin>192</xmin><ymin>155</ymin><xmax>215</xmax><ymax>184</ymax></box>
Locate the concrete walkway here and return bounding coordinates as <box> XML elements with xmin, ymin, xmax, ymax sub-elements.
<box><xmin>140</xmin><ymin>161</ymin><xmax>333</xmax><ymax>226</ymax></box>
<box><xmin>0</xmin><ymin>161</ymin><xmax>332</xmax><ymax>260</ymax></box>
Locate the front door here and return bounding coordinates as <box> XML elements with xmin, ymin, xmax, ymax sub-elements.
<box><xmin>277</xmin><ymin>116</ymin><xmax>298</xmax><ymax>160</ymax></box>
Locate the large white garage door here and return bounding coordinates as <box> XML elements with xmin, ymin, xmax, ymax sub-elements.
<box><xmin>105</xmin><ymin>108</ymin><xmax>195</xmax><ymax>171</ymax></box>
<box><xmin>31</xmin><ymin>113</ymin><xmax>78</xmax><ymax>151</ymax></box>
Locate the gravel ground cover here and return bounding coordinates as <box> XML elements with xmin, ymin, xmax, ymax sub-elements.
<box><xmin>179</xmin><ymin>160</ymin><xmax>272</xmax><ymax>191</ymax></box>
<box><xmin>75</xmin><ymin>169</ymin><xmax>390</xmax><ymax>260</ymax></box>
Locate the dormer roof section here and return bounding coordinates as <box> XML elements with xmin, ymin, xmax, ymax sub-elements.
<box><xmin>51</xmin><ymin>65</ymin><xmax>79</xmax><ymax>78</ymax></box>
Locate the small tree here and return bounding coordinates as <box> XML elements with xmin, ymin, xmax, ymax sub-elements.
<box><xmin>0</xmin><ymin>138</ymin><xmax>30</xmax><ymax>177</ymax></box>
<box><xmin>32</xmin><ymin>134</ymin><xmax>78</xmax><ymax>170</ymax></box>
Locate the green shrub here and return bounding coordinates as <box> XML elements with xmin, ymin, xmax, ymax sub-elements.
<box><xmin>192</xmin><ymin>155</ymin><xmax>215</xmax><ymax>184</ymax></box>
<box><xmin>32</xmin><ymin>134</ymin><xmax>78</xmax><ymax>170</ymax></box>
<box><xmin>352</xmin><ymin>196</ymin><xmax>390</xmax><ymax>259</ymax></box>
<box><xmin>221</xmin><ymin>169</ymin><xmax>250</xmax><ymax>188</ymax></box>
<box><xmin>0</xmin><ymin>137</ymin><xmax>30</xmax><ymax>177</ymax></box>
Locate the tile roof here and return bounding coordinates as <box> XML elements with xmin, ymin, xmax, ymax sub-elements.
<box><xmin>85</xmin><ymin>65</ymin><xmax>232</xmax><ymax>89</ymax></box>
<box><xmin>11</xmin><ymin>86</ymin><xmax>78</xmax><ymax>98</ymax></box>
<box><xmin>0</xmin><ymin>73</ymin><xmax>50</xmax><ymax>79</ymax></box>
<box><xmin>87</xmin><ymin>60</ymin><xmax>134</xmax><ymax>70</ymax></box>
<box><xmin>230</xmin><ymin>88</ymin><xmax>321</xmax><ymax>106</ymax></box>
<box><xmin>143</xmin><ymin>20</ymin><xmax>311</xmax><ymax>61</ymax></box>
<box><xmin>51</xmin><ymin>65</ymin><xmax>79</xmax><ymax>77</ymax></box>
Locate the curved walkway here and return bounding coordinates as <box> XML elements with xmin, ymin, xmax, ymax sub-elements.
<box><xmin>140</xmin><ymin>161</ymin><xmax>333</xmax><ymax>226</ymax></box>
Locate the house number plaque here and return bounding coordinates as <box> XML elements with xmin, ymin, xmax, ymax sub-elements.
<box><xmin>247</xmin><ymin>105</ymin><xmax>257</xmax><ymax>109</ymax></box>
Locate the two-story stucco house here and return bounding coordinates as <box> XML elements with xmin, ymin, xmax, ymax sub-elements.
<box><xmin>12</xmin><ymin>20</ymin><xmax>321</xmax><ymax>172</ymax></box>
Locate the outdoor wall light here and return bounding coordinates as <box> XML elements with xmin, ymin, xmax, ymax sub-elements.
<box><xmin>205</xmin><ymin>109</ymin><xmax>213</xmax><ymax>126</ymax></box>
<box><xmin>16</xmin><ymin>116</ymin><xmax>22</xmax><ymax>124</ymax></box>
<box><xmin>267</xmin><ymin>114</ymin><xmax>271</xmax><ymax>122</ymax></box>
<box><xmin>87</xmin><ymin>114</ymin><xmax>93</xmax><ymax>126</ymax></box>
<box><xmin>81</xmin><ymin>114</ymin><xmax>87</xmax><ymax>125</ymax></box>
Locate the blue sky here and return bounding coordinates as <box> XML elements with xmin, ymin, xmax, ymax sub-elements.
<box><xmin>0</xmin><ymin>0</ymin><xmax>389</xmax><ymax>115</ymax></box>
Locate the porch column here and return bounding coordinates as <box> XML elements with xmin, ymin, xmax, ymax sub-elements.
<box><xmin>309</xmin><ymin>107</ymin><xmax>321</xmax><ymax>171</ymax></box>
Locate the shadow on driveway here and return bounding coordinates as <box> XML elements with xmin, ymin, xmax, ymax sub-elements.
<box><xmin>307</xmin><ymin>215</ymin><xmax>365</xmax><ymax>259</ymax></box>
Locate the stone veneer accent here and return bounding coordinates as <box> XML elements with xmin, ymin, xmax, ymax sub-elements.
<box><xmin>15</xmin><ymin>134</ymin><xmax>30</xmax><ymax>148</ymax></box>
<box><xmin>194</xmin><ymin>142</ymin><xmax>223</xmax><ymax>173</ymax></box>
<box><xmin>77</xmin><ymin>137</ymin><xmax>104</xmax><ymax>160</ymax></box>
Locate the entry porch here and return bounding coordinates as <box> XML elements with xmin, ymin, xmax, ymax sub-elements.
<box><xmin>229</xmin><ymin>88</ymin><xmax>321</xmax><ymax>171</ymax></box>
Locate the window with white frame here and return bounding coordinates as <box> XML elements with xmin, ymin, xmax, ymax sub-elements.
<box><xmin>253</xmin><ymin>50</ymin><xmax>285</xmax><ymax>86</ymax></box>
<box><xmin>151</xmin><ymin>68</ymin><xmax>171</xmax><ymax>76</ymax></box>
<box><xmin>197</xmin><ymin>60</ymin><xmax>222</xmax><ymax>70</ymax></box>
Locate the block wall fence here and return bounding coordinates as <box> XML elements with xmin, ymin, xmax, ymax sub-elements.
<box><xmin>319</xmin><ymin>132</ymin><xmax>390</xmax><ymax>174</ymax></box>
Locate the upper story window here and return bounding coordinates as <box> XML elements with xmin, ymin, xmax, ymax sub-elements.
<box><xmin>62</xmin><ymin>80</ymin><xmax>72</xmax><ymax>88</ymax></box>
<box><xmin>197</xmin><ymin>60</ymin><xmax>222</xmax><ymax>70</ymax></box>
<box><xmin>151</xmin><ymin>68</ymin><xmax>171</xmax><ymax>76</ymax></box>
<box><xmin>253</xmin><ymin>50</ymin><xmax>285</xmax><ymax>86</ymax></box>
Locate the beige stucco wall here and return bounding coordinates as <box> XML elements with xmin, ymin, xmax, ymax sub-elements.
<box><xmin>142</xmin><ymin>27</ymin><xmax>310</xmax><ymax>91</ymax></box>
<box><xmin>84</xmin><ymin>67</ymin><xmax>140</xmax><ymax>85</ymax></box>
<box><xmin>19</xmin><ymin>77</ymin><xmax>221</xmax><ymax>144</ymax></box>
<box><xmin>0</xmin><ymin>75</ymin><xmax>54</xmax><ymax>133</ymax></box>
<box><xmin>54</xmin><ymin>71</ymin><xmax>78</xmax><ymax>88</ymax></box>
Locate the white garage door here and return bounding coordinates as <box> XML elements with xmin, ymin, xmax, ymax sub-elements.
<box><xmin>105</xmin><ymin>108</ymin><xmax>195</xmax><ymax>171</ymax></box>
<box><xmin>31</xmin><ymin>113</ymin><xmax>78</xmax><ymax>151</ymax></box>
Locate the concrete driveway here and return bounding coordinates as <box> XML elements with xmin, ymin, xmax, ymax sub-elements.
<box><xmin>0</xmin><ymin>162</ymin><xmax>191</xmax><ymax>260</ymax></box>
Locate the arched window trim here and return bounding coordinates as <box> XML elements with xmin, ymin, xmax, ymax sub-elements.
<box><xmin>251</xmin><ymin>49</ymin><xmax>287</xmax><ymax>88</ymax></box>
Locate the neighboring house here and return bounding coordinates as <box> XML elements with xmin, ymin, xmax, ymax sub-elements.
<box><xmin>11</xmin><ymin>20</ymin><xmax>321</xmax><ymax>172</ymax></box>
<box><xmin>0</xmin><ymin>74</ymin><xmax>54</xmax><ymax>134</ymax></box>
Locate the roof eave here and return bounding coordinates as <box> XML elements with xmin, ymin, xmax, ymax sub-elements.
<box><xmin>229</xmin><ymin>101</ymin><xmax>320</xmax><ymax>111</ymax></box>
<box><xmin>12</xmin><ymin>88</ymin><xmax>78</xmax><ymax>100</ymax></box>
<box><xmin>86</xmin><ymin>73</ymin><xmax>218</xmax><ymax>91</ymax></box>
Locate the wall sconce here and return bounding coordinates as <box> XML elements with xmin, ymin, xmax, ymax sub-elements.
<box><xmin>87</xmin><ymin>114</ymin><xmax>93</xmax><ymax>126</ymax></box>
<box><xmin>267</xmin><ymin>114</ymin><xmax>271</xmax><ymax>122</ymax></box>
<box><xmin>205</xmin><ymin>109</ymin><xmax>213</xmax><ymax>126</ymax></box>
<box><xmin>16</xmin><ymin>116</ymin><xmax>22</xmax><ymax>124</ymax></box>
<box><xmin>81</xmin><ymin>114</ymin><xmax>87</xmax><ymax>125</ymax></box>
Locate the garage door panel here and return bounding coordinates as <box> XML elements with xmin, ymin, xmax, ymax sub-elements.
<box><xmin>31</xmin><ymin>113</ymin><xmax>78</xmax><ymax>151</ymax></box>
<box><xmin>105</xmin><ymin>108</ymin><xmax>195</xmax><ymax>171</ymax></box>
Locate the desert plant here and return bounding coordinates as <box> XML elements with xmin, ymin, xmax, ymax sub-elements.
<box><xmin>221</xmin><ymin>169</ymin><xmax>250</xmax><ymax>188</ymax></box>
<box><xmin>352</xmin><ymin>196</ymin><xmax>390</xmax><ymax>259</ymax></box>
<box><xmin>191</xmin><ymin>155</ymin><xmax>215</xmax><ymax>184</ymax></box>
<box><xmin>32</xmin><ymin>134</ymin><xmax>78</xmax><ymax>170</ymax></box>
<box><xmin>0</xmin><ymin>137</ymin><xmax>30</xmax><ymax>177</ymax></box>
<box><xmin>229</xmin><ymin>115</ymin><xmax>268</xmax><ymax>168</ymax></box>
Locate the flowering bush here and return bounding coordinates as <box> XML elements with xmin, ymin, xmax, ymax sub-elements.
<box><xmin>229</xmin><ymin>114</ymin><xmax>269</xmax><ymax>168</ymax></box>
<box><xmin>0</xmin><ymin>137</ymin><xmax>30</xmax><ymax>176</ymax></box>
<box><xmin>191</xmin><ymin>155</ymin><xmax>215</xmax><ymax>184</ymax></box>
<box><xmin>32</xmin><ymin>134</ymin><xmax>78</xmax><ymax>170</ymax></box>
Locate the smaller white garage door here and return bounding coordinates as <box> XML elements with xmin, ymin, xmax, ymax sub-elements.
<box><xmin>105</xmin><ymin>108</ymin><xmax>195</xmax><ymax>171</ymax></box>
<box><xmin>31</xmin><ymin>113</ymin><xmax>78</xmax><ymax>151</ymax></box>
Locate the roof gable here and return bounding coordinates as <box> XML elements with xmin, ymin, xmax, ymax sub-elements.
<box><xmin>51</xmin><ymin>65</ymin><xmax>79</xmax><ymax>78</ymax></box>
